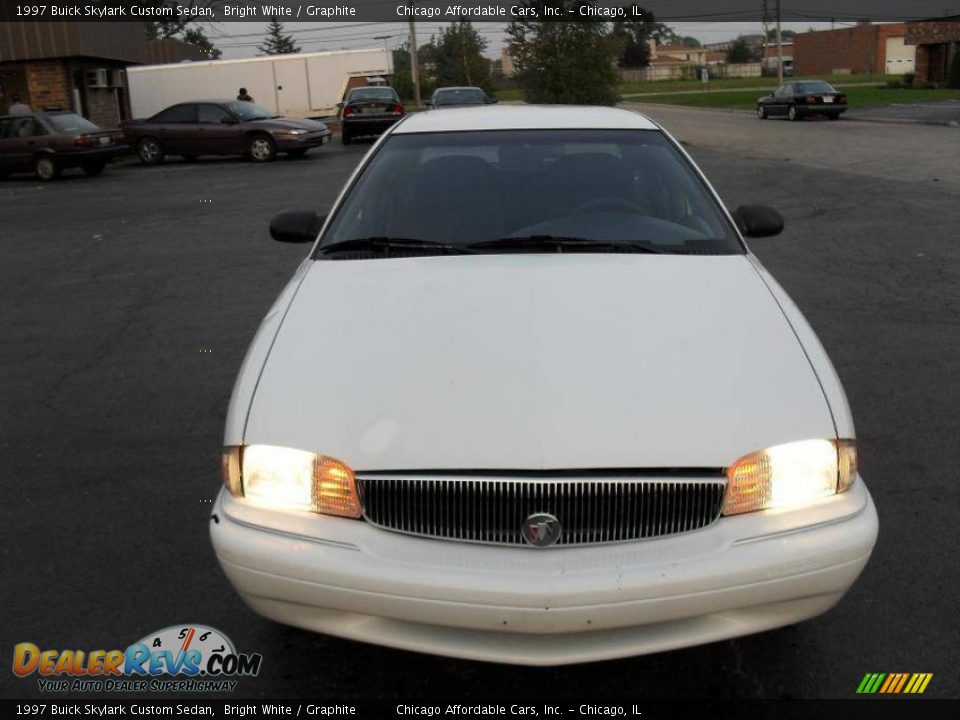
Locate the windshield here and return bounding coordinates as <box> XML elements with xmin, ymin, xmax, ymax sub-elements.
<box><xmin>435</xmin><ymin>89</ymin><xmax>487</xmax><ymax>105</ymax></box>
<box><xmin>46</xmin><ymin>113</ymin><xmax>101</xmax><ymax>134</ymax></box>
<box><xmin>795</xmin><ymin>81</ymin><xmax>836</xmax><ymax>94</ymax></box>
<box><xmin>225</xmin><ymin>102</ymin><xmax>273</xmax><ymax>121</ymax></box>
<box><xmin>349</xmin><ymin>88</ymin><xmax>398</xmax><ymax>102</ymax></box>
<box><xmin>317</xmin><ymin>129</ymin><xmax>742</xmax><ymax>256</ymax></box>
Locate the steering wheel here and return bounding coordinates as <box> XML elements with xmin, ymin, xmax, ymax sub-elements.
<box><xmin>571</xmin><ymin>197</ymin><xmax>649</xmax><ymax>216</ymax></box>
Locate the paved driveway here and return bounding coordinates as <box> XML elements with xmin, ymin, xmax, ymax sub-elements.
<box><xmin>845</xmin><ymin>98</ymin><xmax>960</xmax><ymax>126</ymax></box>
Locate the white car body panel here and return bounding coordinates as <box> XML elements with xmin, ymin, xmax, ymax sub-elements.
<box><xmin>223</xmin><ymin>259</ymin><xmax>311</xmax><ymax>445</ymax></box>
<box><xmin>243</xmin><ymin>254</ymin><xmax>835</xmax><ymax>470</ymax></box>
<box><xmin>746</xmin><ymin>255</ymin><xmax>855</xmax><ymax>437</ymax></box>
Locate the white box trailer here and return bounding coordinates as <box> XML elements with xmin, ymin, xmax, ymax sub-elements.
<box><xmin>126</xmin><ymin>48</ymin><xmax>390</xmax><ymax>120</ymax></box>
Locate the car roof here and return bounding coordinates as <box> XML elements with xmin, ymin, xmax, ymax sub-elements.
<box><xmin>393</xmin><ymin>105</ymin><xmax>660</xmax><ymax>134</ymax></box>
<box><xmin>173</xmin><ymin>99</ymin><xmax>237</xmax><ymax>105</ymax></box>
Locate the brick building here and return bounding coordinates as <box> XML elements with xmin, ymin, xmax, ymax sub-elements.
<box><xmin>906</xmin><ymin>18</ymin><xmax>960</xmax><ymax>85</ymax></box>
<box><xmin>793</xmin><ymin>23</ymin><xmax>913</xmax><ymax>77</ymax></box>
<box><xmin>0</xmin><ymin>22</ymin><xmax>206</xmax><ymax>126</ymax></box>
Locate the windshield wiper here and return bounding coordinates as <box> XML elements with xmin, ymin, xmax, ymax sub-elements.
<box><xmin>318</xmin><ymin>237</ymin><xmax>474</xmax><ymax>256</ymax></box>
<box><xmin>466</xmin><ymin>236</ymin><xmax>664</xmax><ymax>254</ymax></box>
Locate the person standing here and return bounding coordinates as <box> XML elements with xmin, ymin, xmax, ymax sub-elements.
<box><xmin>236</xmin><ymin>88</ymin><xmax>254</xmax><ymax>103</ymax></box>
<box><xmin>7</xmin><ymin>92</ymin><xmax>32</xmax><ymax>115</ymax></box>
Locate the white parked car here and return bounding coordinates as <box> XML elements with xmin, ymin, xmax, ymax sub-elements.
<box><xmin>211</xmin><ymin>106</ymin><xmax>878</xmax><ymax>665</ymax></box>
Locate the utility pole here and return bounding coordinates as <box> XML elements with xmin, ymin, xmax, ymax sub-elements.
<box><xmin>776</xmin><ymin>0</ymin><xmax>783</xmax><ymax>84</ymax></box>
<box><xmin>761</xmin><ymin>0</ymin><xmax>770</xmax><ymax>47</ymax></box>
<box><xmin>761</xmin><ymin>0</ymin><xmax>770</xmax><ymax>78</ymax></box>
<box><xmin>407</xmin><ymin>0</ymin><xmax>421</xmax><ymax>107</ymax></box>
<box><xmin>373</xmin><ymin>34</ymin><xmax>391</xmax><ymax>74</ymax></box>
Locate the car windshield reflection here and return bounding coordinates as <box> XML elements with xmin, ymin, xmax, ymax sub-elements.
<box><xmin>318</xmin><ymin>129</ymin><xmax>741</xmax><ymax>256</ymax></box>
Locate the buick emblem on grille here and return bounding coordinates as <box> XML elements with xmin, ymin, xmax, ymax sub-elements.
<box><xmin>522</xmin><ymin>513</ymin><xmax>561</xmax><ymax>548</ymax></box>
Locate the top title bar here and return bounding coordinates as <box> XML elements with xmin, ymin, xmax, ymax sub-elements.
<box><xmin>0</xmin><ymin>1</ymin><xmax>954</xmax><ymax>23</ymax></box>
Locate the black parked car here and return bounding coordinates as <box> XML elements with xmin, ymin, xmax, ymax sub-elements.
<box><xmin>121</xmin><ymin>100</ymin><xmax>331</xmax><ymax>165</ymax></box>
<box><xmin>427</xmin><ymin>86</ymin><xmax>497</xmax><ymax>108</ymax></box>
<box><xmin>339</xmin><ymin>87</ymin><xmax>404</xmax><ymax>144</ymax></box>
<box><xmin>0</xmin><ymin>110</ymin><xmax>127</xmax><ymax>181</ymax></box>
<box><xmin>756</xmin><ymin>81</ymin><xmax>848</xmax><ymax>121</ymax></box>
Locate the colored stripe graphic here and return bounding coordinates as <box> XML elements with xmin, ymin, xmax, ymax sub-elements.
<box><xmin>857</xmin><ymin>673</ymin><xmax>933</xmax><ymax>694</ymax></box>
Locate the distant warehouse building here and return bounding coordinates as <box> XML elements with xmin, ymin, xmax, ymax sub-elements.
<box><xmin>905</xmin><ymin>18</ymin><xmax>960</xmax><ymax>85</ymax></box>
<box><xmin>0</xmin><ymin>22</ymin><xmax>206</xmax><ymax>126</ymax></box>
<box><xmin>793</xmin><ymin>22</ymin><xmax>914</xmax><ymax>76</ymax></box>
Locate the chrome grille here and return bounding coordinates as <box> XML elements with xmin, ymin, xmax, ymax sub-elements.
<box><xmin>357</xmin><ymin>475</ymin><xmax>726</xmax><ymax>547</ymax></box>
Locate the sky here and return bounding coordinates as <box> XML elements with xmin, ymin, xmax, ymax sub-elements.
<box><xmin>210</xmin><ymin>21</ymin><xmax>851</xmax><ymax>61</ymax></box>
<box><xmin>203</xmin><ymin>0</ymin><xmax>960</xmax><ymax>61</ymax></box>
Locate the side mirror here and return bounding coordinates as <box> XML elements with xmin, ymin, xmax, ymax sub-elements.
<box><xmin>732</xmin><ymin>205</ymin><xmax>784</xmax><ymax>238</ymax></box>
<box><xmin>270</xmin><ymin>209</ymin><xmax>326</xmax><ymax>244</ymax></box>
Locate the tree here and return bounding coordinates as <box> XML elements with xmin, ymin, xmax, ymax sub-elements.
<box><xmin>726</xmin><ymin>36</ymin><xmax>761</xmax><ymax>63</ymax></box>
<box><xmin>680</xmin><ymin>36</ymin><xmax>702</xmax><ymax>47</ymax></box>
<box><xmin>766</xmin><ymin>29</ymin><xmax>796</xmax><ymax>41</ymax></box>
<box><xmin>143</xmin><ymin>1</ymin><xmax>225</xmax><ymax>40</ymax></box>
<box><xmin>431</xmin><ymin>21</ymin><xmax>493</xmax><ymax>92</ymax></box>
<box><xmin>608</xmin><ymin>10</ymin><xmax>677</xmax><ymax>68</ymax></box>
<box><xmin>142</xmin><ymin>2</ymin><xmax>223</xmax><ymax>59</ymax></box>
<box><xmin>507</xmin><ymin>1</ymin><xmax>621</xmax><ymax>105</ymax></box>
<box><xmin>392</xmin><ymin>43</ymin><xmax>437</xmax><ymax>102</ymax></box>
<box><xmin>182</xmin><ymin>26</ymin><xmax>222</xmax><ymax>59</ymax></box>
<box><xmin>258</xmin><ymin>18</ymin><xmax>301</xmax><ymax>55</ymax></box>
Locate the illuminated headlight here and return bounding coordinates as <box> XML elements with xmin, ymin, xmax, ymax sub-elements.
<box><xmin>279</xmin><ymin>129</ymin><xmax>308</xmax><ymax>135</ymax></box>
<box><xmin>723</xmin><ymin>439</ymin><xmax>857</xmax><ymax>516</ymax></box>
<box><xmin>220</xmin><ymin>445</ymin><xmax>361</xmax><ymax>518</ymax></box>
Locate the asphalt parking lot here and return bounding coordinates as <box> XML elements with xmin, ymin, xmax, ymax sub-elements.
<box><xmin>846</xmin><ymin>98</ymin><xmax>960</xmax><ymax>126</ymax></box>
<box><xmin>2</xmin><ymin>114</ymin><xmax>958</xmax><ymax>700</ymax></box>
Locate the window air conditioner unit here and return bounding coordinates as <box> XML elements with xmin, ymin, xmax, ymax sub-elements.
<box><xmin>86</xmin><ymin>68</ymin><xmax>109</xmax><ymax>88</ymax></box>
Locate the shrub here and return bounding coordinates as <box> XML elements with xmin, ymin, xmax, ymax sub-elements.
<box><xmin>903</xmin><ymin>72</ymin><xmax>915</xmax><ymax>88</ymax></box>
<box><xmin>885</xmin><ymin>78</ymin><xmax>903</xmax><ymax>89</ymax></box>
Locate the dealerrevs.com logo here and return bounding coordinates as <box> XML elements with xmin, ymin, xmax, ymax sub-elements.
<box><xmin>13</xmin><ymin>624</ymin><xmax>262</xmax><ymax>693</ymax></box>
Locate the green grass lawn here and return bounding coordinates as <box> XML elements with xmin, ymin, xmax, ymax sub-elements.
<box><xmin>629</xmin><ymin>85</ymin><xmax>960</xmax><ymax>110</ymax></box>
<box><xmin>618</xmin><ymin>73</ymin><xmax>879</xmax><ymax>96</ymax></box>
<box><xmin>495</xmin><ymin>74</ymin><xmax>886</xmax><ymax>103</ymax></box>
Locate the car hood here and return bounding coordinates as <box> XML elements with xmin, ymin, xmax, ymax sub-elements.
<box><xmin>244</xmin><ymin>254</ymin><xmax>836</xmax><ymax>471</ymax></box>
<box><xmin>249</xmin><ymin>117</ymin><xmax>329</xmax><ymax>132</ymax></box>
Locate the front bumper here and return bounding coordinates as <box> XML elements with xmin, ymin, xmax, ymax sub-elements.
<box><xmin>211</xmin><ymin>478</ymin><xmax>877</xmax><ymax>665</ymax></box>
<box><xmin>274</xmin><ymin>130</ymin><xmax>331</xmax><ymax>150</ymax></box>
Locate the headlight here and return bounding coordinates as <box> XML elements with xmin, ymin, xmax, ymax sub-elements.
<box><xmin>279</xmin><ymin>129</ymin><xmax>308</xmax><ymax>135</ymax></box>
<box><xmin>220</xmin><ymin>444</ymin><xmax>361</xmax><ymax>518</ymax></box>
<box><xmin>723</xmin><ymin>439</ymin><xmax>857</xmax><ymax>516</ymax></box>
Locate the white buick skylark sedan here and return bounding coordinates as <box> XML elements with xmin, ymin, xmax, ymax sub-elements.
<box><xmin>211</xmin><ymin>106</ymin><xmax>878</xmax><ymax>665</ymax></box>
